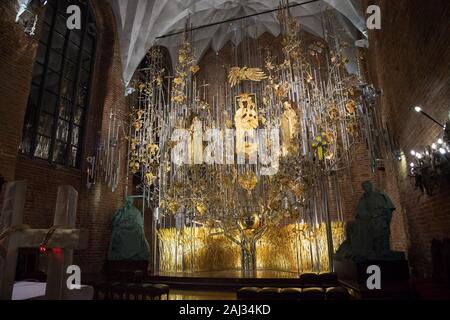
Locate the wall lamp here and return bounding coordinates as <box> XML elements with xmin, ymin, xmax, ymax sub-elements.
<box><xmin>414</xmin><ymin>106</ymin><xmax>445</xmax><ymax>129</ymax></box>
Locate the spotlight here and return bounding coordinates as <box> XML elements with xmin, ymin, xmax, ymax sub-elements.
<box><xmin>416</xmin><ymin>153</ymin><xmax>423</xmax><ymax>159</ymax></box>
<box><xmin>414</xmin><ymin>106</ymin><xmax>422</xmax><ymax>113</ymax></box>
<box><xmin>410</xmin><ymin>150</ymin><xmax>416</xmax><ymax>156</ymax></box>
<box><xmin>439</xmin><ymin>148</ymin><xmax>447</xmax><ymax>155</ymax></box>
<box><xmin>410</xmin><ymin>163</ymin><xmax>415</xmax><ymax>168</ymax></box>
<box><xmin>438</xmin><ymin>139</ymin><xmax>443</xmax><ymax>144</ymax></box>
<box><xmin>432</xmin><ymin>143</ymin><xmax>437</xmax><ymax>150</ymax></box>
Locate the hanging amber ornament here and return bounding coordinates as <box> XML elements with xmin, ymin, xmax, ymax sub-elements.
<box><xmin>327</xmin><ymin>105</ymin><xmax>339</xmax><ymax>120</ymax></box>
<box><xmin>172</xmin><ymin>95</ymin><xmax>185</xmax><ymax>103</ymax></box>
<box><xmin>133</xmin><ymin>120</ymin><xmax>143</xmax><ymax>131</ymax></box>
<box><xmin>174</xmin><ymin>77</ymin><xmax>184</xmax><ymax>86</ymax></box>
<box><xmin>136</xmin><ymin>110</ymin><xmax>145</xmax><ymax>120</ymax></box>
<box><xmin>323</xmin><ymin>130</ymin><xmax>336</xmax><ymax>144</ymax></box>
<box><xmin>145</xmin><ymin>172</ymin><xmax>155</xmax><ymax>185</ymax></box>
<box><xmin>346</xmin><ymin>100</ymin><xmax>357</xmax><ymax>114</ymax></box>
<box><xmin>347</xmin><ymin>122</ymin><xmax>358</xmax><ymax>134</ymax></box>
<box><xmin>190</xmin><ymin>65</ymin><xmax>200</xmax><ymax>74</ymax></box>
<box><xmin>325</xmin><ymin>150</ymin><xmax>334</xmax><ymax>160</ymax></box>
<box><xmin>193</xmin><ymin>200</ymin><xmax>207</xmax><ymax>215</ymax></box>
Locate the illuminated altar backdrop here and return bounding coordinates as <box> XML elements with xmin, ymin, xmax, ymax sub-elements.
<box><xmin>158</xmin><ymin>222</ymin><xmax>345</xmax><ymax>273</ymax></box>
<box><xmin>126</xmin><ymin>1</ymin><xmax>382</xmax><ymax>275</ymax></box>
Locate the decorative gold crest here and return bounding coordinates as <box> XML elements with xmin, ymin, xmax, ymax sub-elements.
<box><xmin>347</xmin><ymin>122</ymin><xmax>358</xmax><ymax>134</ymax></box>
<box><xmin>323</xmin><ymin>130</ymin><xmax>336</xmax><ymax>144</ymax></box>
<box><xmin>193</xmin><ymin>200</ymin><xmax>207</xmax><ymax>215</ymax></box>
<box><xmin>274</xmin><ymin>82</ymin><xmax>290</xmax><ymax>102</ymax></box>
<box><xmin>228</xmin><ymin>67</ymin><xmax>268</xmax><ymax>88</ymax></box>
<box><xmin>145</xmin><ymin>172</ymin><xmax>155</xmax><ymax>185</ymax></box>
<box><xmin>346</xmin><ymin>100</ymin><xmax>357</xmax><ymax>114</ymax></box>
<box><xmin>190</xmin><ymin>65</ymin><xmax>200</xmax><ymax>74</ymax></box>
<box><xmin>238</xmin><ymin>172</ymin><xmax>258</xmax><ymax>192</ymax></box>
<box><xmin>133</xmin><ymin>120</ymin><xmax>143</xmax><ymax>131</ymax></box>
<box><xmin>327</xmin><ymin>104</ymin><xmax>339</xmax><ymax>121</ymax></box>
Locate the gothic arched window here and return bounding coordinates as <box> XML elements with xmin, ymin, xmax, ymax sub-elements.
<box><xmin>20</xmin><ymin>0</ymin><xmax>96</xmax><ymax>168</ymax></box>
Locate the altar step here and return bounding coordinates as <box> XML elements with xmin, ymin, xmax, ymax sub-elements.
<box><xmin>146</xmin><ymin>275</ymin><xmax>304</xmax><ymax>291</ymax></box>
<box><xmin>146</xmin><ymin>270</ymin><xmax>340</xmax><ymax>291</ymax></box>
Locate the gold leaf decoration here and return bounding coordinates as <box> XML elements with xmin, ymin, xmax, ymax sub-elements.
<box><xmin>238</xmin><ymin>172</ymin><xmax>258</xmax><ymax>192</ymax></box>
<box><xmin>281</xmin><ymin>100</ymin><xmax>299</xmax><ymax>156</ymax></box>
<box><xmin>190</xmin><ymin>65</ymin><xmax>200</xmax><ymax>74</ymax></box>
<box><xmin>346</xmin><ymin>100</ymin><xmax>357</xmax><ymax>114</ymax></box>
<box><xmin>228</xmin><ymin>67</ymin><xmax>268</xmax><ymax>88</ymax></box>
<box><xmin>234</xmin><ymin>93</ymin><xmax>259</xmax><ymax>130</ymax></box>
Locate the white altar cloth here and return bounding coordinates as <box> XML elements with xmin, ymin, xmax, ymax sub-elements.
<box><xmin>12</xmin><ymin>282</ymin><xmax>94</xmax><ymax>300</ymax></box>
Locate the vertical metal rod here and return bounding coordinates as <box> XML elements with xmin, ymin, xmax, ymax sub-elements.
<box><xmin>125</xmin><ymin>120</ymin><xmax>132</xmax><ymax>199</ymax></box>
<box><xmin>322</xmin><ymin>176</ymin><xmax>334</xmax><ymax>272</ymax></box>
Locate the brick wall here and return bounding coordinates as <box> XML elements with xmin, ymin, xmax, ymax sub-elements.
<box><xmin>365</xmin><ymin>0</ymin><xmax>450</xmax><ymax>278</ymax></box>
<box><xmin>80</xmin><ymin>1</ymin><xmax>133</xmax><ymax>273</ymax></box>
<box><xmin>0</xmin><ymin>1</ymin><xmax>38</xmax><ymax>183</ymax></box>
<box><xmin>0</xmin><ymin>0</ymin><xmax>133</xmax><ymax>273</ymax></box>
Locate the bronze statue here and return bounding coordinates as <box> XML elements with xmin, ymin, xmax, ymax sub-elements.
<box><xmin>444</xmin><ymin>111</ymin><xmax>450</xmax><ymax>145</ymax></box>
<box><xmin>335</xmin><ymin>181</ymin><xmax>404</xmax><ymax>262</ymax></box>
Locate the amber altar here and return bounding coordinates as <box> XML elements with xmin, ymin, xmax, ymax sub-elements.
<box><xmin>157</xmin><ymin>222</ymin><xmax>345</xmax><ymax>274</ymax></box>
<box><xmin>118</xmin><ymin>3</ymin><xmax>390</xmax><ymax>278</ymax></box>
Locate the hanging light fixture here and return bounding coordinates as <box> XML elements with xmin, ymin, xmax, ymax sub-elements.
<box><xmin>15</xmin><ymin>0</ymin><xmax>48</xmax><ymax>36</ymax></box>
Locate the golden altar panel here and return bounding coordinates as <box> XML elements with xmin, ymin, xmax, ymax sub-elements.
<box><xmin>157</xmin><ymin>221</ymin><xmax>345</xmax><ymax>274</ymax></box>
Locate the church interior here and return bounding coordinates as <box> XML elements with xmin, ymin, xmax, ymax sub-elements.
<box><xmin>0</xmin><ymin>0</ymin><xmax>449</xmax><ymax>302</ymax></box>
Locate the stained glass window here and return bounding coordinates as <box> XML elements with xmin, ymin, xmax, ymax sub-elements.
<box><xmin>20</xmin><ymin>0</ymin><xmax>96</xmax><ymax>168</ymax></box>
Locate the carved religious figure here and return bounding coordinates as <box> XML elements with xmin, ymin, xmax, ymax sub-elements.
<box><xmin>335</xmin><ymin>181</ymin><xmax>404</xmax><ymax>262</ymax></box>
<box><xmin>235</xmin><ymin>94</ymin><xmax>259</xmax><ymax>155</ymax></box>
<box><xmin>281</xmin><ymin>100</ymin><xmax>299</xmax><ymax>157</ymax></box>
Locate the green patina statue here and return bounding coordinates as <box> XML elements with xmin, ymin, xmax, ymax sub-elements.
<box><xmin>107</xmin><ymin>197</ymin><xmax>150</xmax><ymax>261</ymax></box>
<box><xmin>335</xmin><ymin>181</ymin><xmax>404</xmax><ymax>262</ymax></box>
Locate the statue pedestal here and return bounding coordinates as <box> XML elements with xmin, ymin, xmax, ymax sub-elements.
<box><xmin>102</xmin><ymin>260</ymin><xmax>149</xmax><ymax>281</ymax></box>
<box><xmin>334</xmin><ymin>257</ymin><xmax>414</xmax><ymax>299</ymax></box>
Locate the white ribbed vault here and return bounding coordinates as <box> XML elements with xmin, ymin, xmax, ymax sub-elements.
<box><xmin>108</xmin><ymin>0</ymin><xmax>366</xmax><ymax>86</ymax></box>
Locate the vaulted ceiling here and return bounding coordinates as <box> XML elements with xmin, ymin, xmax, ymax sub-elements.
<box><xmin>108</xmin><ymin>0</ymin><xmax>366</xmax><ymax>86</ymax></box>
